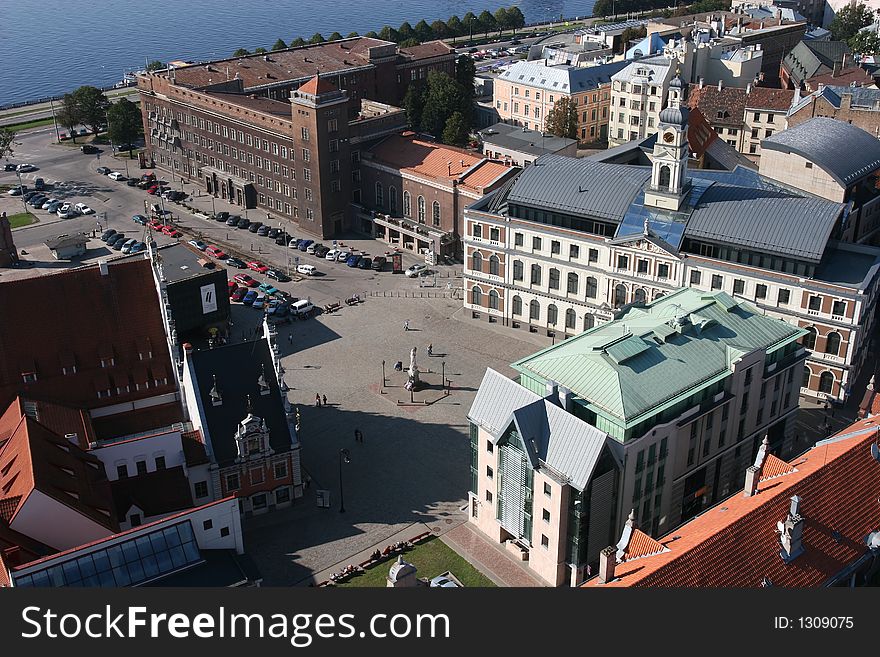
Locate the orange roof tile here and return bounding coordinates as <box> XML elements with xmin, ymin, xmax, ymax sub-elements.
<box><xmin>623</xmin><ymin>529</ymin><xmax>668</xmax><ymax>560</ymax></box>
<box><xmin>368</xmin><ymin>134</ymin><xmax>483</xmax><ymax>183</ymax></box>
<box><xmin>760</xmin><ymin>453</ymin><xmax>796</xmax><ymax>481</ymax></box>
<box><xmin>586</xmin><ymin>418</ymin><xmax>880</xmax><ymax>587</ymax></box>
<box><xmin>298</xmin><ymin>74</ymin><xmax>338</xmax><ymax>96</ymax></box>
<box><xmin>460</xmin><ymin>160</ymin><xmax>517</xmax><ymax>193</ymax></box>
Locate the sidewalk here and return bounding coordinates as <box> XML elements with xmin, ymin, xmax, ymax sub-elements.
<box><xmin>441</xmin><ymin>522</ymin><xmax>546</xmax><ymax>587</ymax></box>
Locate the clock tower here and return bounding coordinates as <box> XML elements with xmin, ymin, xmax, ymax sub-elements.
<box><xmin>644</xmin><ymin>75</ymin><xmax>690</xmax><ymax>211</ymax></box>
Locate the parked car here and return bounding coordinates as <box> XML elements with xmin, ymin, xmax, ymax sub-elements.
<box><xmin>226</xmin><ymin>256</ymin><xmax>246</xmax><ymax>268</ymax></box>
<box><xmin>41</xmin><ymin>198</ymin><xmax>59</xmax><ymax>209</ymax></box>
<box><xmin>7</xmin><ymin>185</ymin><xmax>26</xmax><ymax>196</ymax></box>
<box><xmin>81</xmin><ymin>144</ymin><xmax>98</xmax><ymax>154</ymax></box>
<box><xmin>57</xmin><ymin>204</ymin><xmax>79</xmax><ymax>219</ymax></box>
<box><xmin>34</xmin><ymin>178</ymin><xmax>45</xmax><ymax>190</ymax></box>
<box><xmin>96</xmin><ymin>166</ymin><xmax>111</xmax><ymax>175</ymax></box>
<box><xmin>234</xmin><ymin>273</ymin><xmax>258</xmax><ymax>287</ymax></box>
<box><xmin>161</xmin><ymin>225</ymin><xmax>181</xmax><ymax>237</ymax></box>
<box><xmin>306</xmin><ymin>242</ymin><xmax>321</xmax><ymax>254</ymax></box>
<box><xmin>371</xmin><ymin>256</ymin><xmax>387</xmax><ymax>271</ymax></box>
<box><xmin>213</xmin><ymin>211</ymin><xmax>229</xmax><ymax>222</ymax></box>
<box><xmin>126</xmin><ymin>178</ymin><xmax>138</xmax><ymax>186</ymax></box>
<box><xmin>289</xmin><ymin>239</ymin><xmax>302</xmax><ymax>249</ymax></box>
<box><xmin>298</xmin><ymin>239</ymin><xmax>314</xmax><ymax>252</ymax></box>
<box><xmin>247</xmin><ymin>221</ymin><xmax>263</xmax><ymax>233</ymax></box>
<box><xmin>268</xmin><ymin>228</ymin><xmax>280</xmax><ymax>239</ymax></box>
<box><xmin>345</xmin><ymin>253</ymin><xmax>362</xmax><ymax>267</ymax></box>
<box><xmin>336</xmin><ymin>250</ymin><xmax>351</xmax><ymax>262</ymax></box>
<box><xmin>275</xmin><ymin>234</ymin><xmax>291</xmax><ymax>246</ymax></box>
<box><xmin>324</xmin><ymin>248</ymin><xmax>338</xmax><ymax>260</ymax></box>
<box><xmin>314</xmin><ymin>245</ymin><xmax>330</xmax><ymax>258</ymax></box>
<box><xmin>258</xmin><ymin>282</ymin><xmax>279</xmax><ymax>295</ymax></box>
<box><xmin>148</xmin><ymin>220</ymin><xmax>164</xmax><ymax>231</ymax></box>
<box><xmin>107</xmin><ymin>233</ymin><xmax>126</xmax><ymax>247</ymax></box>
<box><xmin>296</xmin><ymin>264</ymin><xmax>317</xmax><ymax>276</ymax></box>
<box><xmin>16</xmin><ymin>163</ymin><xmax>37</xmax><ymax>172</ymax></box>
<box><xmin>429</xmin><ymin>574</ymin><xmax>461</xmax><ymax>588</ymax></box>
<box><xmin>188</xmin><ymin>239</ymin><xmax>208</xmax><ymax>251</ymax></box>
<box><xmin>129</xmin><ymin>241</ymin><xmax>146</xmax><ymax>254</ymax></box>
<box><xmin>266</xmin><ymin>268</ymin><xmax>290</xmax><ymax>282</ymax></box>
<box><xmin>290</xmin><ymin>299</ymin><xmax>314</xmax><ymax>317</ymax></box>
<box><xmin>242</xmin><ymin>289</ymin><xmax>259</xmax><ymax>306</ymax></box>
<box><xmin>231</xmin><ymin>286</ymin><xmax>248</xmax><ymax>302</ymax></box>
<box><xmin>120</xmin><ymin>238</ymin><xmax>139</xmax><ymax>253</ymax></box>
<box><xmin>206</xmin><ymin>245</ymin><xmax>227</xmax><ymax>258</ymax></box>
<box><xmin>74</xmin><ymin>203</ymin><xmax>94</xmax><ymax>215</ymax></box>
<box><xmin>247</xmin><ymin>260</ymin><xmax>268</xmax><ymax>273</ymax></box>
<box><xmin>236</xmin><ymin>217</ymin><xmax>251</xmax><ymax>229</ymax></box>
<box><xmin>357</xmin><ymin>257</ymin><xmax>372</xmax><ymax>270</ymax></box>
<box><xmin>28</xmin><ymin>195</ymin><xmax>47</xmax><ymax>207</ymax></box>
<box><xmin>227</xmin><ymin>281</ymin><xmax>239</xmax><ymax>296</ymax></box>
<box><xmin>256</xmin><ymin>225</ymin><xmax>270</xmax><ymax>237</ymax></box>
<box><xmin>3</xmin><ymin>163</ymin><xmax>17</xmax><ymax>171</ymax></box>
<box><xmin>108</xmin><ymin>172</ymin><xmax>126</xmax><ymax>181</ymax></box>
<box><xmin>46</xmin><ymin>200</ymin><xmax>63</xmax><ymax>213</ymax></box>
<box><xmin>267</xmin><ymin>301</ymin><xmax>290</xmax><ymax>318</ymax></box>
<box><xmin>252</xmin><ymin>293</ymin><xmax>267</xmax><ymax>310</ymax></box>
<box><xmin>405</xmin><ymin>263</ymin><xmax>427</xmax><ymax>277</ymax></box>
<box><xmin>226</xmin><ymin>216</ymin><xmax>239</xmax><ymax>226</ymax></box>
<box><xmin>132</xmin><ymin>214</ymin><xmax>148</xmax><ymax>225</ymax></box>
<box><xmin>100</xmin><ymin>230</ymin><xmax>117</xmax><ymax>242</ymax></box>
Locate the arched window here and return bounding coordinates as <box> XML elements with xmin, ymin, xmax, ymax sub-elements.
<box><xmin>512</xmin><ymin>295</ymin><xmax>522</xmax><ymax>316</ymax></box>
<box><xmin>547</xmin><ymin>304</ymin><xmax>558</xmax><ymax>325</ymax></box>
<box><xmin>403</xmin><ymin>191</ymin><xmax>411</xmax><ymax>217</ymax></box>
<box><xmin>586</xmin><ymin>276</ymin><xmax>598</xmax><ymax>299</ymax></box>
<box><xmin>803</xmin><ymin>326</ymin><xmax>817</xmax><ymax>350</ymax></box>
<box><xmin>614</xmin><ymin>284</ymin><xmax>627</xmax><ymax>307</ymax></box>
<box><xmin>472</xmin><ymin>251</ymin><xmax>483</xmax><ymax>272</ymax></box>
<box><xmin>825</xmin><ymin>331</ymin><xmax>841</xmax><ymax>356</ymax></box>
<box><xmin>513</xmin><ymin>260</ymin><xmax>523</xmax><ymax>281</ymax></box>
<box><xmin>417</xmin><ymin>195</ymin><xmax>426</xmax><ymax>223</ymax></box>
<box><xmin>489</xmin><ymin>290</ymin><xmax>499</xmax><ymax>310</ymax></box>
<box><xmin>584</xmin><ymin>313</ymin><xmax>595</xmax><ymax>331</ymax></box>
<box><xmin>529</xmin><ymin>299</ymin><xmax>540</xmax><ymax>320</ymax></box>
<box><xmin>565</xmin><ymin>308</ymin><xmax>576</xmax><ymax>329</ymax></box>
<box><xmin>389</xmin><ymin>186</ymin><xmax>398</xmax><ymax>214</ymax></box>
<box><xmin>634</xmin><ymin>288</ymin><xmax>647</xmax><ymax>304</ymax></box>
<box><xmin>567</xmin><ymin>272</ymin><xmax>578</xmax><ymax>294</ymax></box>
<box><xmin>659</xmin><ymin>165</ymin><xmax>671</xmax><ymax>190</ymax></box>
<box><xmin>818</xmin><ymin>371</ymin><xmax>834</xmax><ymax>394</ymax></box>
<box><xmin>802</xmin><ymin>367</ymin><xmax>811</xmax><ymax>389</ymax></box>
<box><xmin>432</xmin><ymin>201</ymin><xmax>441</xmax><ymax>227</ymax></box>
<box><xmin>375</xmin><ymin>181</ymin><xmax>384</xmax><ymax>208</ymax></box>
<box><xmin>549</xmin><ymin>268</ymin><xmax>560</xmax><ymax>290</ymax></box>
<box><xmin>471</xmin><ymin>286</ymin><xmax>483</xmax><ymax>306</ymax></box>
<box><xmin>489</xmin><ymin>254</ymin><xmax>500</xmax><ymax>276</ymax></box>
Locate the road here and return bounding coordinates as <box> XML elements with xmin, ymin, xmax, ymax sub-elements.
<box><xmin>0</xmin><ymin>90</ymin><xmax>140</xmax><ymax>128</ymax></box>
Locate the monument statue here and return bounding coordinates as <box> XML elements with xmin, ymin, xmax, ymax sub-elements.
<box><xmin>406</xmin><ymin>346</ymin><xmax>420</xmax><ymax>390</ymax></box>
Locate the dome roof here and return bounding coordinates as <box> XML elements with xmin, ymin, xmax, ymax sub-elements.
<box><xmin>669</xmin><ymin>75</ymin><xmax>684</xmax><ymax>89</ymax></box>
<box><xmin>387</xmin><ymin>555</ymin><xmax>417</xmax><ymax>582</ymax></box>
<box><xmin>660</xmin><ymin>104</ymin><xmax>689</xmax><ymax>126</ymax></box>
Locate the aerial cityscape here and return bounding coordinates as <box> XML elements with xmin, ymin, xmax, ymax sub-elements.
<box><xmin>2</xmin><ymin>0</ymin><xmax>880</xmax><ymax>595</ymax></box>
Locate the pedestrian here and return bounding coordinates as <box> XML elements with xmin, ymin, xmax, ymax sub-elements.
<box><xmin>304</xmin><ymin>473</ymin><xmax>311</xmax><ymax>489</ymax></box>
<box><xmin>322</xmin><ymin>394</ymin><xmax>327</xmax><ymax>407</ymax></box>
<box><xmin>427</xmin><ymin>343</ymin><xmax>433</xmax><ymax>356</ymax></box>
<box><xmin>404</xmin><ymin>320</ymin><xmax>410</xmax><ymax>331</ymax></box>
<box><xmin>288</xmin><ymin>333</ymin><xmax>293</xmax><ymax>345</ymax></box>
<box><xmin>354</xmin><ymin>429</ymin><xmax>363</xmax><ymax>443</ymax></box>
<box><xmin>315</xmin><ymin>393</ymin><xmax>321</xmax><ymax>407</ymax></box>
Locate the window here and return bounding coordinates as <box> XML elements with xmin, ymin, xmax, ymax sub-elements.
<box><xmin>417</xmin><ymin>196</ymin><xmax>426</xmax><ymax>223</ymax></box>
<box><xmin>472</xmin><ymin>251</ymin><xmax>483</xmax><ymax>272</ymax></box>
<box><xmin>487</xmin><ymin>440</ymin><xmax>494</xmax><ymax>453</ymax></box>
<box><xmin>486</xmin><ymin>490</ymin><xmax>493</xmax><ymax>503</ymax></box>
<box><xmin>226</xmin><ymin>473</ymin><xmax>240</xmax><ymax>491</ymax></box>
<box><xmin>490</xmin><ymin>227</ymin><xmax>500</xmax><ymax>242</ymax></box>
<box><xmin>489</xmin><ymin>255</ymin><xmax>500</xmax><ymax>276</ymax></box>
<box><xmin>565</xmin><ymin>308</ymin><xmax>576</xmax><ymax>329</ymax></box>
<box><xmin>690</xmin><ymin>270</ymin><xmax>701</xmax><ymax>285</ymax></box>
<box><xmin>586</xmin><ymin>276</ymin><xmax>598</xmax><ymax>298</ymax></box>
<box><xmin>637</xmin><ymin>259</ymin><xmax>649</xmax><ymax>274</ymax></box>
<box><xmin>569</xmin><ymin>244</ymin><xmax>579</xmax><ymax>259</ymax></box>
<box><xmin>551</xmin><ymin>240</ymin><xmax>560</xmax><ymax>255</ymax></box>
<box><xmin>194</xmin><ymin>481</ymin><xmax>209</xmax><ymax>498</ymax></box>
<box><xmin>547</xmin><ymin>304</ymin><xmax>558</xmax><ymax>325</ymax></box>
<box><xmin>614</xmin><ymin>284</ymin><xmax>627</xmax><ymax>307</ymax></box>
<box><xmin>155</xmin><ymin>456</ymin><xmax>166</xmax><ymax>470</ymax></box>
<box><xmin>303</xmin><ymin>168</ymin><xmax>311</xmax><ymax>181</ymax></box>
<box><xmin>472</xmin><ymin>223</ymin><xmax>482</xmax><ymax>239</ymax></box>
<box><xmin>803</xmin><ymin>327</ymin><xmax>817</xmax><ymax>350</ymax></box>
<box><xmin>567</xmin><ymin>272</ymin><xmax>578</xmax><ymax>294</ymax></box>
<box><xmin>588</xmin><ymin>248</ymin><xmax>598</xmax><ymax>263</ymax></box>
<box><xmin>530</xmin><ymin>264</ymin><xmax>541</xmax><ymax>285</ymax></box>
<box><xmin>203</xmin><ymin>519</ymin><xmax>213</xmax><ymax>531</ymax></box>
<box><xmin>617</xmin><ymin>255</ymin><xmax>629</xmax><ymax>269</ymax></box>
<box><xmin>711</xmin><ymin>274</ymin><xmax>722</xmax><ymax>290</ymax></box>
<box><xmin>374</xmin><ymin>181</ymin><xmax>383</xmax><ymax>208</ymax></box>
<box><xmin>542</xmin><ymin>508</ymin><xmax>550</xmax><ymax>523</ymax></box>
<box><xmin>515</xmin><ymin>232</ymin><xmax>523</xmax><ymax>247</ymax></box>
<box><xmin>532</xmin><ymin>236</ymin><xmax>542</xmax><ymax>251</ymax></box>
<box><xmin>778</xmin><ymin>288</ymin><xmax>790</xmax><ymax>305</ymax></box>
<box><xmin>657</xmin><ymin>263</ymin><xmax>669</xmax><ymax>279</ymax></box>
<box><xmin>136</xmin><ymin>460</ymin><xmax>147</xmax><ymax>476</ymax></box>
<box><xmin>529</xmin><ymin>300</ymin><xmax>540</xmax><ymax>320</ymax></box>
<box><xmin>512</xmin><ymin>295</ymin><xmax>522</xmax><ymax>315</ymax></box>
<box><xmin>116</xmin><ymin>464</ymin><xmax>128</xmax><ymax>479</ymax></box>
<box><xmin>273</xmin><ymin>461</ymin><xmax>288</xmax><ymax>479</ymax></box>
<box><xmin>301</xmin><ymin>127</ymin><xmax>310</xmax><ymax>141</ymax></box>
<box><xmin>755</xmin><ymin>284</ymin><xmax>767</xmax><ymax>300</ymax></box>
<box><xmin>432</xmin><ymin>201</ymin><xmax>441</xmax><ymax>227</ymax></box>
<box><xmin>549</xmin><ymin>268</ymin><xmax>560</xmax><ymax>290</ymax></box>
<box><xmin>733</xmin><ymin>279</ymin><xmax>744</xmax><ymax>294</ymax></box>
<box><xmin>819</xmin><ymin>371</ymin><xmax>834</xmax><ymax>394</ymax></box>
<box><xmin>487</xmin><ymin>466</ymin><xmax>494</xmax><ymax>479</ymax></box>
<box><xmin>471</xmin><ymin>286</ymin><xmax>483</xmax><ymax>306</ymax></box>
<box><xmin>129</xmin><ymin>514</ymin><xmax>141</xmax><ymax>527</ymax></box>
<box><xmin>808</xmin><ymin>295</ymin><xmax>822</xmax><ymax>311</ymax></box>
<box><xmin>832</xmin><ymin>300</ymin><xmax>846</xmax><ymax>316</ymax></box>
<box><xmin>825</xmin><ymin>332</ymin><xmax>841</xmax><ymax>356</ymax></box>
<box><xmin>513</xmin><ymin>260</ymin><xmax>523</xmax><ymax>281</ymax></box>
<box><xmin>220</xmin><ymin>527</ymin><xmax>230</xmax><ymax>537</ymax></box>
<box><xmin>541</xmin><ymin>535</ymin><xmax>549</xmax><ymax>548</ymax></box>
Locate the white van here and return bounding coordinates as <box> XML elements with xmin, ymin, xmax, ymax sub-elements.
<box><xmin>290</xmin><ymin>299</ymin><xmax>314</xmax><ymax>317</ymax></box>
<box><xmin>296</xmin><ymin>264</ymin><xmax>316</xmax><ymax>276</ymax></box>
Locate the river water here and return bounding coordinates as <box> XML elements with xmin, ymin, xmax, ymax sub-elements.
<box><xmin>0</xmin><ymin>0</ymin><xmax>596</xmax><ymax>105</ymax></box>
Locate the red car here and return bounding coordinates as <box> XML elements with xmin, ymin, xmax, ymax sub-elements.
<box><xmin>162</xmin><ymin>225</ymin><xmax>181</xmax><ymax>237</ymax></box>
<box><xmin>147</xmin><ymin>185</ymin><xmax>160</xmax><ymax>195</ymax></box>
<box><xmin>206</xmin><ymin>245</ymin><xmax>227</xmax><ymax>258</ymax></box>
<box><xmin>247</xmin><ymin>260</ymin><xmax>269</xmax><ymax>273</ymax></box>
<box><xmin>234</xmin><ymin>273</ymin><xmax>258</xmax><ymax>287</ymax></box>
<box><xmin>231</xmin><ymin>286</ymin><xmax>248</xmax><ymax>302</ymax></box>
<box><xmin>227</xmin><ymin>281</ymin><xmax>238</xmax><ymax>295</ymax></box>
<box><xmin>148</xmin><ymin>220</ymin><xmax>163</xmax><ymax>231</ymax></box>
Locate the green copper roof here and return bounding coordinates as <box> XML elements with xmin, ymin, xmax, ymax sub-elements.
<box><xmin>512</xmin><ymin>288</ymin><xmax>804</xmax><ymax>426</ymax></box>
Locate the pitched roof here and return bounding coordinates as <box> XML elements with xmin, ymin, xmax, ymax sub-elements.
<box><xmin>480</xmin><ymin>122</ymin><xmax>577</xmax><ymax>157</ymax></box>
<box><xmin>513</xmin><ymin>289</ymin><xmax>803</xmax><ymax>425</ymax></box>
<box><xmin>499</xmin><ymin>59</ymin><xmax>630</xmax><ymax>94</ymax></box>
<box><xmin>398</xmin><ymin>41</ymin><xmax>454</xmax><ymax>60</ymax></box>
<box><xmin>187</xmin><ymin>339</ymin><xmax>294</xmax><ymax>467</ymax></box>
<box><xmin>110</xmin><ymin>466</ymin><xmax>193</xmax><ymax>517</ymax></box>
<box><xmin>761</xmin><ymin>117</ymin><xmax>880</xmax><ymax>187</ymax></box>
<box><xmin>586</xmin><ymin>418</ymin><xmax>880</xmax><ymax>587</ymax></box>
<box><xmin>819</xmin><ymin>84</ymin><xmax>880</xmax><ymax>110</ymax></box>
<box><xmin>743</xmin><ymin>86</ymin><xmax>795</xmax><ymax>111</ymax></box>
<box><xmin>367</xmin><ymin>133</ymin><xmax>488</xmax><ymax>184</ymax></box>
<box><xmin>0</xmin><ymin>259</ymin><xmax>179</xmax><ymax>434</ymax></box>
<box><xmin>688</xmin><ymin>84</ymin><xmax>747</xmax><ymax>127</ymax></box>
<box><xmin>611</xmin><ymin>56</ymin><xmax>673</xmax><ymax>84</ymax></box>
<box><xmin>297</xmin><ymin>74</ymin><xmax>338</xmax><ymax>96</ymax></box>
<box><xmin>782</xmin><ymin>40</ymin><xmax>850</xmax><ymax>85</ymax></box>
<box><xmin>805</xmin><ymin>65</ymin><xmax>875</xmax><ymax>91</ymax></box>
<box><xmin>468</xmin><ymin>369</ymin><xmax>609</xmax><ymax>491</ymax></box>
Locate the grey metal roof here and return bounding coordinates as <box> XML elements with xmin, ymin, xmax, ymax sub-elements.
<box><xmin>611</xmin><ymin>56</ymin><xmax>672</xmax><ymax>84</ymax></box>
<box><xmin>506</xmin><ymin>154</ymin><xmax>651</xmax><ymax>222</ymax></box>
<box><xmin>498</xmin><ymin>59</ymin><xmax>629</xmax><ymax>94</ymax></box>
<box><xmin>761</xmin><ymin>117</ymin><xmax>880</xmax><ymax>187</ymax></box>
<box><xmin>704</xmin><ymin>138</ymin><xmax>758</xmax><ymax>171</ymax></box>
<box><xmin>823</xmin><ymin>85</ymin><xmax>880</xmax><ymax>110</ymax></box>
<box><xmin>468</xmin><ymin>369</ymin><xmax>609</xmax><ymax>491</ymax></box>
<box><xmin>685</xmin><ymin>181</ymin><xmax>843</xmax><ymax>261</ymax></box>
<box><xmin>480</xmin><ymin>122</ymin><xmax>576</xmax><ymax>157</ymax></box>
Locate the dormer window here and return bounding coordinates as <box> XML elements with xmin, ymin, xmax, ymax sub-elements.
<box><xmin>258</xmin><ymin>365</ymin><xmax>270</xmax><ymax>396</ymax></box>
<box><xmin>21</xmin><ymin>372</ymin><xmax>37</xmax><ymax>384</ymax></box>
<box><xmin>100</xmin><ymin>357</ymin><xmax>114</xmax><ymax>368</ymax></box>
<box><xmin>139</xmin><ymin>351</ymin><xmax>153</xmax><ymax>361</ymax></box>
<box><xmin>209</xmin><ymin>375</ymin><xmax>222</xmax><ymax>406</ymax></box>
<box><xmin>247</xmin><ymin>437</ymin><xmax>261</xmax><ymax>455</ymax></box>
<box><xmin>61</xmin><ymin>365</ymin><xmax>77</xmax><ymax>375</ymax></box>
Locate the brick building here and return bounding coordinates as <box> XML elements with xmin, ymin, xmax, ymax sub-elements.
<box><xmin>137</xmin><ymin>38</ymin><xmax>454</xmax><ymax>239</ymax></box>
<box><xmin>779</xmin><ymin>40</ymin><xmax>851</xmax><ymax>89</ymax></box>
<box><xmin>788</xmin><ymin>85</ymin><xmax>880</xmax><ymax>140</ymax></box>
<box><xmin>357</xmin><ymin>133</ymin><xmax>519</xmax><ymax>257</ymax></box>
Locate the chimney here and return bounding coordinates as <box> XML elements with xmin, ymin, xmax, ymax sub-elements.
<box><xmin>558</xmin><ymin>386</ymin><xmax>573</xmax><ymax>412</ymax></box>
<box><xmin>447</xmin><ymin>161</ymin><xmax>452</xmax><ymax>176</ymax></box>
<box><xmin>64</xmin><ymin>433</ymin><xmax>79</xmax><ymax>446</ymax></box>
<box><xmin>759</xmin><ymin>20</ymin><xmax>764</xmax><ymax>29</ymax></box>
<box><xmin>98</xmin><ymin>260</ymin><xmax>109</xmax><ymax>276</ymax></box>
<box><xmin>832</xmin><ymin>61</ymin><xmax>839</xmax><ymax>78</ymax></box>
<box><xmin>597</xmin><ymin>545</ymin><xmax>617</xmax><ymax>583</ymax></box>
<box><xmin>779</xmin><ymin>495</ymin><xmax>805</xmax><ymax>561</ymax></box>
<box><xmin>717</xmin><ymin>79</ymin><xmax>723</xmax><ymax>91</ymax></box>
<box><xmin>545</xmin><ymin>380</ymin><xmax>558</xmax><ymax>401</ymax></box>
<box><xmin>775</xmin><ymin>7</ymin><xmax>782</xmax><ymax>22</ymax></box>
<box><xmin>743</xmin><ymin>436</ymin><xmax>769</xmax><ymax>497</ymax></box>
<box><xmin>746</xmin><ymin>82</ymin><xmax>752</xmax><ymax>95</ymax></box>
<box><xmin>699</xmin><ymin>77</ymin><xmax>704</xmax><ymax>88</ymax></box>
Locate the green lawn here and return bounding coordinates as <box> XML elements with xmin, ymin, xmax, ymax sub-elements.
<box><xmin>337</xmin><ymin>536</ymin><xmax>496</xmax><ymax>588</ymax></box>
<box><xmin>6</xmin><ymin>212</ymin><xmax>37</xmax><ymax>229</ymax></box>
<box><xmin>4</xmin><ymin>117</ymin><xmax>54</xmax><ymax>131</ymax></box>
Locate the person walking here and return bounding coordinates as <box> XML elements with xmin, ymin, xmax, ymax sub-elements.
<box><xmin>354</xmin><ymin>428</ymin><xmax>363</xmax><ymax>443</ymax></box>
<box><xmin>322</xmin><ymin>394</ymin><xmax>327</xmax><ymax>407</ymax></box>
<box><xmin>288</xmin><ymin>333</ymin><xmax>293</xmax><ymax>345</ymax></box>
<box><xmin>315</xmin><ymin>393</ymin><xmax>321</xmax><ymax>407</ymax></box>
<box><xmin>404</xmin><ymin>319</ymin><xmax>410</xmax><ymax>331</ymax></box>
<box><xmin>427</xmin><ymin>343</ymin><xmax>433</xmax><ymax>356</ymax></box>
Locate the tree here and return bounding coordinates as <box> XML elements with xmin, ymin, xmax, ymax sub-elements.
<box><xmin>400</xmin><ymin>38</ymin><xmax>421</xmax><ymax>48</ymax></box>
<box><xmin>72</xmin><ymin>86</ymin><xmax>110</xmax><ymax>135</ymax></box>
<box><xmin>431</xmin><ymin>20</ymin><xmax>450</xmax><ymax>39</ymax></box>
<box><xmin>347</xmin><ymin>31</ymin><xmax>360</xmax><ymax>38</ymax></box>
<box><xmin>364</xmin><ymin>30</ymin><xmax>379</xmax><ymax>39</ymax></box>
<box><xmin>57</xmin><ymin>93</ymin><xmax>82</xmax><ymax>143</ymax></box>
<box><xmin>232</xmin><ymin>48</ymin><xmax>250</xmax><ymax>57</ymax></box>
<box><xmin>414</xmin><ymin>19</ymin><xmax>434</xmax><ymax>42</ymax></box>
<box><xmin>593</xmin><ymin>0</ymin><xmax>614</xmax><ymax>17</ymax></box>
<box><xmin>378</xmin><ymin>26</ymin><xmax>400</xmax><ymax>43</ymax></box>
<box><xmin>398</xmin><ymin>22</ymin><xmax>415</xmax><ymax>42</ymax></box>
<box><xmin>546</xmin><ymin>97</ymin><xmax>577</xmax><ymax>139</ymax></box>
<box><xmin>290</xmin><ymin>37</ymin><xmax>306</xmax><ymax>47</ymax></box>
<box><xmin>850</xmin><ymin>29</ymin><xmax>880</xmax><ymax>54</ymax></box>
<box><xmin>619</xmin><ymin>26</ymin><xmax>647</xmax><ymax>54</ymax></box>
<box><xmin>403</xmin><ymin>82</ymin><xmax>425</xmax><ymax>129</ymax></box>
<box><xmin>107</xmin><ymin>98</ymin><xmax>143</xmax><ymax>155</ymax></box>
<box><xmin>146</xmin><ymin>60</ymin><xmax>166</xmax><ymax>71</ymax></box>
<box><xmin>271</xmin><ymin>38</ymin><xmax>287</xmax><ymax>51</ymax></box>
<box><xmin>507</xmin><ymin>6</ymin><xmax>526</xmax><ymax>34</ymax></box>
<box><xmin>463</xmin><ymin>12</ymin><xmax>480</xmax><ymax>41</ymax></box>
<box><xmin>420</xmin><ymin>70</ymin><xmax>472</xmax><ymax>136</ymax></box>
<box><xmin>328</xmin><ymin>32</ymin><xmax>343</xmax><ymax>41</ymax></box>
<box><xmin>442</xmin><ymin>111</ymin><xmax>470</xmax><ymax>146</ymax></box>
<box><xmin>830</xmin><ymin>3</ymin><xmax>874</xmax><ymax>42</ymax></box>
<box><xmin>478</xmin><ymin>10</ymin><xmax>497</xmax><ymax>37</ymax></box>
<box><xmin>455</xmin><ymin>54</ymin><xmax>476</xmax><ymax>100</ymax></box>
<box><xmin>0</xmin><ymin>128</ymin><xmax>16</xmax><ymax>161</ymax></box>
<box><xmin>254</xmin><ymin>47</ymin><xmax>268</xmax><ymax>54</ymax></box>
<box><xmin>308</xmin><ymin>33</ymin><xmax>326</xmax><ymax>44</ymax></box>
<box><xmin>447</xmin><ymin>15</ymin><xmax>464</xmax><ymax>40</ymax></box>
<box><xmin>494</xmin><ymin>7</ymin><xmax>509</xmax><ymax>35</ymax></box>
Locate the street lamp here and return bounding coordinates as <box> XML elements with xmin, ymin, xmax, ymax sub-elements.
<box><xmin>382</xmin><ymin>359</ymin><xmax>386</xmax><ymax>388</ymax></box>
<box><xmin>441</xmin><ymin>360</ymin><xmax>446</xmax><ymax>390</ymax></box>
<box><xmin>338</xmin><ymin>448</ymin><xmax>351</xmax><ymax>513</ymax></box>
<box><xmin>211</xmin><ymin>195</ymin><xmax>216</xmax><ymax>217</ymax></box>
<box><xmin>16</xmin><ymin>172</ymin><xmax>26</xmax><ymax>214</ymax></box>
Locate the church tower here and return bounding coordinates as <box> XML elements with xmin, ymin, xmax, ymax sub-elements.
<box><xmin>644</xmin><ymin>75</ymin><xmax>691</xmax><ymax>211</ymax></box>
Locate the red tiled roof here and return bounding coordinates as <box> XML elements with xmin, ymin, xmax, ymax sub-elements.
<box><xmin>688</xmin><ymin>84</ymin><xmax>747</xmax><ymax>127</ymax></box>
<box><xmin>181</xmin><ymin>429</ymin><xmax>210</xmax><ymax>466</ymax></box>
<box><xmin>586</xmin><ymin>418</ymin><xmax>880</xmax><ymax>587</ymax></box>
<box><xmin>297</xmin><ymin>75</ymin><xmax>338</xmax><ymax>96</ymax></box>
<box><xmin>760</xmin><ymin>453</ymin><xmax>796</xmax><ymax>480</ymax></box>
<box><xmin>744</xmin><ymin>87</ymin><xmax>795</xmax><ymax>111</ymax></box>
<box><xmin>0</xmin><ymin>259</ymin><xmax>180</xmax><ymax>438</ymax></box>
<box><xmin>623</xmin><ymin>529</ymin><xmax>667</xmax><ymax>560</ymax></box>
<box><xmin>805</xmin><ymin>66</ymin><xmax>876</xmax><ymax>91</ymax></box>
<box><xmin>91</xmin><ymin>402</ymin><xmax>185</xmax><ymax>442</ymax></box>
<box><xmin>399</xmin><ymin>41</ymin><xmax>455</xmax><ymax>60</ymax></box>
<box><xmin>459</xmin><ymin>160</ymin><xmax>518</xmax><ymax>194</ymax></box>
<box><xmin>369</xmin><ymin>133</ymin><xmax>484</xmax><ymax>182</ymax></box>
